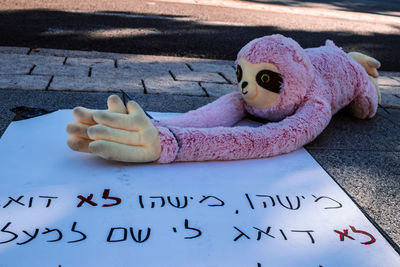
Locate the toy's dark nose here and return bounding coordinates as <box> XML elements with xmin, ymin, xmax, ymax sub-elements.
<box><xmin>241</xmin><ymin>81</ymin><xmax>248</xmax><ymax>89</ymax></box>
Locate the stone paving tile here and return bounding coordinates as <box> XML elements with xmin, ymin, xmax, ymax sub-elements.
<box><xmin>0</xmin><ymin>74</ymin><xmax>51</xmax><ymax>90</ymax></box>
<box><xmin>32</xmin><ymin>65</ymin><xmax>90</xmax><ymax>77</ymax></box>
<box><xmin>377</xmin><ymin>108</ymin><xmax>400</xmax><ymax>127</ymax></box>
<box><xmin>171</xmin><ymin>69</ymin><xmax>227</xmax><ymax>83</ymax></box>
<box><xmin>0</xmin><ymin>63</ymin><xmax>33</xmax><ymax>75</ymax></box>
<box><xmin>49</xmin><ymin>76</ymin><xmax>143</xmax><ymax>93</ymax></box>
<box><xmin>380</xmin><ymin>71</ymin><xmax>400</xmax><ymax>80</ymax></box>
<box><xmin>184</xmin><ymin>61</ymin><xmax>236</xmax><ymax>84</ymax></box>
<box><xmin>118</xmin><ymin>60</ymin><xmax>190</xmax><ymax>72</ymax></box>
<box><xmin>381</xmin><ymin>93</ymin><xmax>400</xmax><ymax>108</ymax></box>
<box><xmin>187</xmin><ymin>62</ymin><xmax>235</xmax><ymax>73</ymax></box>
<box><xmin>91</xmin><ymin>65</ymin><xmax>171</xmax><ymax>79</ymax></box>
<box><xmin>200</xmin><ymin>82</ymin><xmax>237</xmax><ymax>97</ymax></box>
<box><xmin>220</xmin><ymin>70</ymin><xmax>237</xmax><ymax>84</ymax></box>
<box><xmin>0</xmin><ymin>54</ymin><xmax>64</xmax><ymax>65</ymax></box>
<box><xmin>31</xmin><ymin>48</ymin><xmax>130</xmax><ymax>60</ymax></box>
<box><xmin>380</xmin><ymin>86</ymin><xmax>400</xmax><ymax>95</ymax></box>
<box><xmin>65</xmin><ymin>57</ymin><xmax>115</xmax><ymax>67</ymax></box>
<box><xmin>378</xmin><ymin>76</ymin><xmax>400</xmax><ymax>87</ymax></box>
<box><xmin>0</xmin><ymin>47</ymin><xmax>30</xmax><ymax>55</ymax></box>
<box><xmin>144</xmin><ymin>78</ymin><xmax>206</xmax><ymax>96</ymax></box>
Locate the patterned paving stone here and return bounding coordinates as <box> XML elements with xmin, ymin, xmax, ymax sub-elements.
<box><xmin>144</xmin><ymin>77</ymin><xmax>206</xmax><ymax>96</ymax></box>
<box><xmin>0</xmin><ymin>63</ymin><xmax>33</xmax><ymax>75</ymax></box>
<box><xmin>65</xmin><ymin>57</ymin><xmax>115</xmax><ymax>67</ymax></box>
<box><xmin>0</xmin><ymin>54</ymin><xmax>64</xmax><ymax>65</ymax></box>
<box><xmin>381</xmin><ymin>93</ymin><xmax>400</xmax><ymax>108</ymax></box>
<box><xmin>0</xmin><ymin>74</ymin><xmax>51</xmax><ymax>90</ymax></box>
<box><xmin>0</xmin><ymin>47</ymin><xmax>30</xmax><ymax>55</ymax></box>
<box><xmin>91</xmin><ymin>65</ymin><xmax>171</xmax><ymax>79</ymax></box>
<box><xmin>378</xmin><ymin>76</ymin><xmax>400</xmax><ymax>87</ymax></box>
<box><xmin>200</xmin><ymin>82</ymin><xmax>237</xmax><ymax>97</ymax></box>
<box><xmin>32</xmin><ymin>65</ymin><xmax>90</xmax><ymax>77</ymax></box>
<box><xmin>171</xmin><ymin>69</ymin><xmax>227</xmax><ymax>83</ymax></box>
<box><xmin>49</xmin><ymin>76</ymin><xmax>143</xmax><ymax>93</ymax></box>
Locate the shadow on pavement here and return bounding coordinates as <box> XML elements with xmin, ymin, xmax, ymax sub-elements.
<box><xmin>242</xmin><ymin>0</ymin><xmax>400</xmax><ymax>16</ymax></box>
<box><xmin>0</xmin><ymin>9</ymin><xmax>399</xmax><ymax>71</ymax></box>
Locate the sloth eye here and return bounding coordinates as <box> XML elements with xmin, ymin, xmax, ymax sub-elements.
<box><xmin>256</xmin><ymin>69</ymin><xmax>282</xmax><ymax>94</ymax></box>
<box><xmin>236</xmin><ymin>65</ymin><xmax>243</xmax><ymax>83</ymax></box>
<box><xmin>260</xmin><ymin>73</ymin><xmax>270</xmax><ymax>83</ymax></box>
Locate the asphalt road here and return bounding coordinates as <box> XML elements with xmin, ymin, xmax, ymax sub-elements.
<box><xmin>0</xmin><ymin>0</ymin><xmax>399</xmax><ymax>71</ymax></box>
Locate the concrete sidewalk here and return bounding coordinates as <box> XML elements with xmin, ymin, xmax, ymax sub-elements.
<box><xmin>0</xmin><ymin>46</ymin><xmax>399</xmax><ymax>252</ymax></box>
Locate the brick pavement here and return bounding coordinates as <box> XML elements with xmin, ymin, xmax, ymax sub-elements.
<box><xmin>0</xmin><ymin>46</ymin><xmax>399</xmax><ymax>108</ymax></box>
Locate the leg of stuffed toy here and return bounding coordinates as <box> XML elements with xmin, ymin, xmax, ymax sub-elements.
<box><xmin>347</xmin><ymin>81</ymin><xmax>378</xmax><ymax>119</ymax></box>
<box><xmin>347</xmin><ymin>52</ymin><xmax>380</xmax><ymax>119</ymax></box>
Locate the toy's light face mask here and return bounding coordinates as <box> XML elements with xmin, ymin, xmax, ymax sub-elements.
<box><xmin>236</xmin><ymin>58</ymin><xmax>283</xmax><ymax>109</ymax></box>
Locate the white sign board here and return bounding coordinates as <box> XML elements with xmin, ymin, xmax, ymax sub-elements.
<box><xmin>0</xmin><ymin>110</ymin><xmax>398</xmax><ymax>267</ymax></box>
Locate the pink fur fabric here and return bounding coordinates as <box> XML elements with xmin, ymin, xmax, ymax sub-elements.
<box><xmin>156</xmin><ymin>34</ymin><xmax>378</xmax><ymax>163</ymax></box>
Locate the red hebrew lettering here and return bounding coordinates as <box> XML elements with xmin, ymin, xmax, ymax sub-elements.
<box><xmin>349</xmin><ymin>225</ymin><xmax>376</xmax><ymax>245</ymax></box>
<box><xmin>102</xmin><ymin>189</ymin><xmax>122</xmax><ymax>207</ymax></box>
<box><xmin>334</xmin><ymin>229</ymin><xmax>354</xmax><ymax>242</ymax></box>
<box><xmin>77</xmin><ymin>194</ymin><xmax>98</xmax><ymax>207</ymax></box>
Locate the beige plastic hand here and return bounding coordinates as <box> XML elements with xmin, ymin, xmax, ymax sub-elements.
<box><xmin>87</xmin><ymin>100</ymin><xmax>161</xmax><ymax>163</ymax></box>
<box><xmin>348</xmin><ymin>52</ymin><xmax>381</xmax><ymax>78</ymax></box>
<box><xmin>66</xmin><ymin>95</ymin><xmax>127</xmax><ymax>153</ymax></box>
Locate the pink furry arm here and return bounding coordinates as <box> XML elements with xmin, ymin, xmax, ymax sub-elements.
<box><xmin>156</xmin><ymin>126</ymin><xmax>179</xmax><ymax>163</ymax></box>
<box><xmin>165</xmin><ymin>98</ymin><xmax>331</xmax><ymax>162</ymax></box>
<box><xmin>155</xmin><ymin>92</ymin><xmax>247</xmax><ymax>128</ymax></box>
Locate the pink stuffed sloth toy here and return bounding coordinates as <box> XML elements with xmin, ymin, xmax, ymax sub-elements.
<box><xmin>67</xmin><ymin>34</ymin><xmax>380</xmax><ymax>163</ymax></box>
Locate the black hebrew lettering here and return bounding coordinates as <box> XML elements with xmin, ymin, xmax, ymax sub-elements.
<box><xmin>255</xmin><ymin>195</ymin><xmax>275</xmax><ymax>208</ymax></box>
<box><xmin>233</xmin><ymin>226</ymin><xmax>250</xmax><ymax>242</ymax></box>
<box><xmin>3</xmin><ymin>196</ymin><xmax>25</xmax><ymax>208</ymax></box>
<box><xmin>184</xmin><ymin>219</ymin><xmax>202</xmax><ymax>239</ymax></box>
<box><xmin>276</xmin><ymin>195</ymin><xmax>301</xmax><ymax>210</ymax></box>
<box><xmin>107</xmin><ymin>227</ymin><xmax>127</xmax><ymax>242</ymax></box>
<box><xmin>313</xmin><ymin>195</ymin><xmax>342</xmax><ymax>209</ymax></box>
<box><xmin>42</xmin><ymin>228</ymin><xmax>63</xmax><ymax>242</ymax></box>
<box><xmin>39</xmin><ymin>196</ymin><xmax>58</xmax><ymax>208</ymax></box>
<box><xmin>17</xmin><ymin>229</ymin><xmax>39</xmax><ymax>245</ymax></box>
<box><xmin>68</xmin><ymin>222</ymin><xmax>87</xmax><ymax>243</ymax></box>
<box><xmin>0</xmin><ymin>222</ymin><xmax>18</xmax><ymax>244</ymax></box>
<box><xmin>138</xmin><ymin>195</ymin><xmax>145</xmax><ymax>208</ymax></box>
<box><xmin>167</xmin><ymin>196</ymin><xmax>188</xmax><ymax>209</ymax></box>
<box><xmin>291</xmin><ymin>230</ymin><xmax>316</xmax><ymax>244</ymax></box>
<box><xmin>129</xmin><ymin>228</ymin><xmax>151</xmax><ymax>243</ymax></box>
<box><xmin>150</xmin><ymin>196</ymin><xmax>166</xmax><ymax>208</ymax></box>
<box><xmin>279</xmin><ymin>229</ymin><xmax>288</xmax><ymax>240</ymax></box>
<box><xmin>245</xmin><ymin>193</ymin><xmax>255</xmax><ymax>209</ymax></box>
<box><xmin>253</xmin><ymin>227</ymin><xmax>275</xmax><ymax>240</ymax></box>
<box><xmin>199</xmin><ymin>195</ymin><xmax>225</xmax><ymax>207</ymax></box>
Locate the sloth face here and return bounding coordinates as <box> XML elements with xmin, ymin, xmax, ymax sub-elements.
<box><xmin>236</xmin><ymin>58</ymin><xmax>283</xmax><ymax>109</ymax></box>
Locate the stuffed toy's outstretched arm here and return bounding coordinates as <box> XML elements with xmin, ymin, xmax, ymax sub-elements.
<box><xmin>164</xmin><ymin>98</ymin><xmax>331</xmax><ymax>162</ymax></box>
<box><xmin>156</xmin><ymin>92</ymin><xmax>246</xmax><ymax>128</ymax></box>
